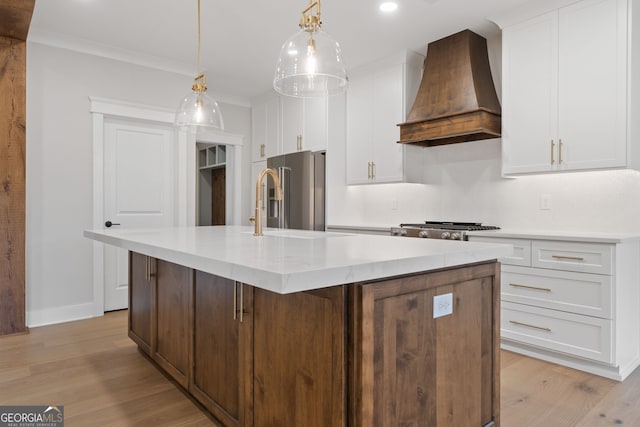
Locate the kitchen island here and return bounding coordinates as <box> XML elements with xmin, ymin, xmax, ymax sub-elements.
<box><xmin>85</xmin><ymin>226</ymin><xmax>512</xmax><ymax>427</ymax></box>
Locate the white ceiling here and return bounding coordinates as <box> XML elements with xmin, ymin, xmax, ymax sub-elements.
<box><xmin>29</xmin><ymin>0</ymin><xmax>529</xmax><ymax>101</ymax></box>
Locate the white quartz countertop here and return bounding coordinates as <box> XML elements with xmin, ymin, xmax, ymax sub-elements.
<box><xmin>469</xmin><ymin>229</ymin><xmax>640</xmax><ymax>243</ymax></box>
<box><xmin>85</xmin><ymin>225</ymin><xmax>513</xmax><ymax>294</ymax></box>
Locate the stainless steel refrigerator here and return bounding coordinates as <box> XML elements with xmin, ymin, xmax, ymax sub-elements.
<box><xmin>266</xmin><ymin>151</ymin><xmax>325</xmax><ymax>231</ymax></box>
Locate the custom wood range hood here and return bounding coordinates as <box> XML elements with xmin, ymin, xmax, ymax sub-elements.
<box><xmin>398</xmin><ymin>29</ymin><xmax>502</xmax><ymax>147</ymax></box>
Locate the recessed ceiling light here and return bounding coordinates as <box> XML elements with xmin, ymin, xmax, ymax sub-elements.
<box><xmin>379</xmin><ymin>2</ymin><xmax>398</xmax><ymax>13</ymax></box>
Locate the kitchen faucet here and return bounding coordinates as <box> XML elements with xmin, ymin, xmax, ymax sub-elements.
<box><xmin>251</xmin><ymin>168</ymin><xmax>283</xmax><ymax>236</ymax></box>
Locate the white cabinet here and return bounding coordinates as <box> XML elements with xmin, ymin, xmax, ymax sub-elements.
<box><xmin>280</xmin><ymin>96</ymin><xmax>303</xmax><ymax>154</ymax></box>
<box><xmin>251</xmin><ymin>95</ymin><xmax>280</xmax><ymax>162</ymax></box>
<box><xmin>303</xmin><ymin>97</ymin><xmax>328</xmax><ymax>152</ymax></box>
<box><xmin>346</xmin><ymin>51</ymin><xmax>424</xmax><ymax>184</ymax></box>
<box><xmin>253</xmin><ymin>92</ymin><xmax>331</xmax><ymax>160</ymax></box>
<box><xmin>469</xmin><ymin>233</ymin><xmax>640</xmax><ymax>380</ymax></box>
<box><xmin>281</xmin><ymin>96</ymin><xmax>328</xmax><ymax>154</ymax></box>
<box><xmin>500</xmin><ymin>0</ymin><xmax>629</xmax><ymax>174</ymax></box>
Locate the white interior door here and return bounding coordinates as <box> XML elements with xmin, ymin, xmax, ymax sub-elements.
<box><xmin>103</xmin><ymin>119</ymin><xmax>176</xmax><ymax>310</ymax></box>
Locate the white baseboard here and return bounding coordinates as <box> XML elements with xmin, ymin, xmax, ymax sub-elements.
<box><xmin>27</xmin><ymin>302</ymin><xmax>103</xmax><ymax>328</ymax></box>
<box><xmin>501</xmin><ymin>339</ymin><xmax>640</xmax><ymax>381</ymax></box>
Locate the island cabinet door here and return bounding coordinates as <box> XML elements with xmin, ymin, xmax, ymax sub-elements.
<box><xmin>190</xmin><ymin>272</ymin><xmax>253</xmax><ymax>427</ymax></box>
<box><xmin>351</xmin><ymin>262</ymin><xmax>500</xmax><ymax>427</ymax></box>
<box><xmin>128</xmin><ymin>252</ymin><xmax>155</xmax><ymax>355</ymax></box>
<box><xmin>253</xmin><ymin>286</ymin><xmax>347</xmax><ymax>427</ymax></box>
<box><xmin>152</xmin><ymin>259</ymin><xmax>194</xmax><ymax>389</ymax></box>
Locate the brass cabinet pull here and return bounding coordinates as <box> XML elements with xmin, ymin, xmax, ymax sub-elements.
<box><xmin>296</xmin><ymin>135</ymin><xmax>302</xmax><ymax>151</ymax></box>
<box><xmin>558</xmin><ymin>139</ymin><xmax>563</xmax><ymax>164</ymax></box>
<box><xmin>233</xmin><ymin>281</ymin><xmax>237</xmax><ymax>320</ymax></box>
<box><xmin>239</xmin><ymin>283</ymin><xmax>244</xmax><ymax>323</ymax></box>
<box><xmin>145</xmin><ymin>256</ymin><xmax>151</xmax><ymax>281</ymax></box>
<box><xmin>372</xmin><ymin>162</ymin><xmax>376</xmax><ymax>179</ymax></box>
<box><xmin>260</xmin><ymin>144</ymin><xmax>265</xmax><ymax>158</ymax></box>
<box><xmin>367</xmin><ymin>162</ymin><xmax>372</xmax><ymax>179</ymax></box>
<box><xmin>509</xmin><ymin>320</ymin><xmax>551</xmax><ymax>332</ymax></box>
<box><xmin>550</xmin><ymin>139</ymin><xmax>555</xmax><ymax>165</ymax></box>
<box><xmin>509</xmin><ymin>283</ymin><xmax>552</xmax><ymax>292</ymax></box>
<box><xmin>551</xmin><ymin>255</ymin><xmax>584</xmax><ymax>261</ymax></box>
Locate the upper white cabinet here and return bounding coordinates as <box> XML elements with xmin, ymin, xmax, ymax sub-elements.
<box><xmin>251</xmin><ymin>94</ymin><xmax>280</xmax><ymax>162</ymax></box>
<box><xmin>500</xmin><ymin>0</ymin><xmax>630</xmax><ymax>174</ymax></box>
<box><xmin>281</xmin><ymin>96</ymin><xmax>328</xmax><ymax>154</ymax></box>
<box><xmin>252</xmin><ymin>92</ymin><xmax>332</xmax><ymax>161</ymax></box>
<box><xmin>346</xmin><ymin>51</ymin><xmax>425</xmax><ymax>184</ymax></box>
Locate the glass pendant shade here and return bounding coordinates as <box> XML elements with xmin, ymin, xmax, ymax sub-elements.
<box><xmin>174</xmin><ymin>89</ymin><xmax>224</xmax><ymax>129</ymax></box>
<box><xmin>274</xmin><ymin>28</ymin><xmax>348</xmax><ymax>98</ymax></box>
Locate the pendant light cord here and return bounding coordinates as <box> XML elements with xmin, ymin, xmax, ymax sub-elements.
<box><xmin>197</xmin><ymin>0</ymin><xmax>201</xmax><ymax>76</ymax></box>
<box><xmin>192</xmin><ymin>0</ymin><xmax>206</xmax><ymax>92</ymax></box>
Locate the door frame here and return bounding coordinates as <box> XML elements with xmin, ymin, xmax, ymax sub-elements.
<box><xmin>89</xmin><ymin>97</ymin><xmax>244</xmax><ymax>315</ymax></box>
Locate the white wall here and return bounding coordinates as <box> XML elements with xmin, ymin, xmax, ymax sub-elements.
<box><xmin>26</xmin><ymin>42</ymin><xmax>251</xmax><ymax>326</ymax></box>
<box><xmin>327</xmin><ymin>33</ymin><xmax>640</xmax><ymax>234</ymax></box>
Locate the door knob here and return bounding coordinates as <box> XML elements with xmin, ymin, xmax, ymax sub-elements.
<box><xmin>105</xmin><ymin>221</ymin><xmax>120</xmax><ymax>228</ymax></box>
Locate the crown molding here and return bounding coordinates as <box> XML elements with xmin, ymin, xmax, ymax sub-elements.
<box><xmin>28</xmin><ymin>30</ymin><xmax>251</xmax><ymax>108</ymax></box>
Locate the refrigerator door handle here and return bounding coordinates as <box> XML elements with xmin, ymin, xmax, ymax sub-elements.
<box><xmin>278</xmin><ymin>166</ymin><xmax>291</xmax><ymax>229</ymax></box>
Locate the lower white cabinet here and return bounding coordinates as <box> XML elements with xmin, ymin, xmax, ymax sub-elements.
<box><xmin>469</xmin><ymin>233</ymin><xmax>640</xmax><ymax>380</ymax></box>
<box><xmin>502</xmin><ymin>301</ymin><xmax>613</xmax><ymax>364</ymax></box>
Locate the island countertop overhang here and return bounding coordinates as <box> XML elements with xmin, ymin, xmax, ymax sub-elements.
<box><xmin>84</xmin><ymin>225</ymin><xmax>513</xmax><ymax>294</ymax></box>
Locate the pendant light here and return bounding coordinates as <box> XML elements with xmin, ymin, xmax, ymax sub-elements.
<box><xmin>175</xmin><ymin>0</ymin><xmax>224</xmax><ymax>129</ymax></box>
<box><xmin>273</xmin><ymin>0</ymin><xmax>348</xmax><ymax>98</ymax></box>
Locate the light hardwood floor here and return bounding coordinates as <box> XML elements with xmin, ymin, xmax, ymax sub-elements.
<box><xmin>2</xmin><ymin>311</ymin><xmax>639</xmax><ymax>426</ymax></box>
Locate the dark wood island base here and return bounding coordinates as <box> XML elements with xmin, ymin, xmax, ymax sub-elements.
<box><xmin>128</xmin><ymin>251</ymin><xmax>500</xmax><ymax>427</ymax></box>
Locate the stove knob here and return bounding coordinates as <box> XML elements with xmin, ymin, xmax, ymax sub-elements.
<box><xmin>441</xmin><ymin>231</ymin><xmax>451</xmax><ymax>239</ymax></box>
<box><xmin>451</xmin><ymin>232</ymin><xmax>461</xmax><ymax>240</ymax></box>
<box><xmin>418</xmin><ymin>230</ymin><xmax>429</xmax><ymax>238</ymax></box>
<box><xmin>391</xmin><ymin>228</ymin><xmax>407</xmax><ymax>236</ymax></box>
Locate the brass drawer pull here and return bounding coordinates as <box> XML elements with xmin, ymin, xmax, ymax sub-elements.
<box><xmin>509</xmin><ymin>283</ymin><xmax>552</xmax><ymax>292</ymax></box>
<box><xmin>509</xmin><ymin>320</ymin><xmax>551</xmax><ymax>332</ymax></box>
<box><xmin>551</xmin><ymin>255</ymin><xmax>585</xmax><ymax>261</ymax></box>
<box><xmin>550</xmin><ymin>139</ymin><xmax>555</xmax><ymax>165</ymax></box>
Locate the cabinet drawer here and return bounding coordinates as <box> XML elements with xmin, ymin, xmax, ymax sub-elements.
<box><xmin>502</xmin><ymin>301</ymin><xmax>612</xmax><ymax>364</ymax></box>
<box><xmin>532</xmin><ymin>240</ymin><xmax>613</xmax><ymax>275</ymax></box>
<box><xmin>502</xmin><ymin>266</ymin><xmax>612</xmax><ymax>318</ymax></box>
<box><xmin>468</xmin><ymin>236</ymin><xmax>531</xmax><ymax>266</ymax></box>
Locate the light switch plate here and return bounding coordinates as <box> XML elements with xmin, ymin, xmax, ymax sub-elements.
<box><xmin>433</xmin><ymin>293</ymin><xmax>453</xmax><ymax>318</ymax></box>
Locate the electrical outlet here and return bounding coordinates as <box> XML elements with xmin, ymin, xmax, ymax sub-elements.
<box><xmin>540</xmin><ymin>194</ymin><xmax>552</xmax><ymax>210</ymax></box>
<box><xmin>433</xmin><ymin>293</ymin><xmax>453</xmax><ymax>318</ymax></box>
<box><xmin>391</xmin><ymin>198</ymin><xmax>398</xmax><ymax>211</ymax></box>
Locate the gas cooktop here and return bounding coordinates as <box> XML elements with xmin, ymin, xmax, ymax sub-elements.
<box><xmin>400</xmin><ymin>221</ymin><xmax>501</xmax><ymax>231</ymax></box>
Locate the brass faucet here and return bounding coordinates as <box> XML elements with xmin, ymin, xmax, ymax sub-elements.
<box><xmin>252</xmin><ymin>168</ymin><xmax>283</xmax><ymax>236</ymax></box>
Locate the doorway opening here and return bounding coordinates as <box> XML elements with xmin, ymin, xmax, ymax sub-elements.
<box><xmin>197</xmin><ymin>143</ymin><xmax>227</xmax><ymax>226</ymax></box>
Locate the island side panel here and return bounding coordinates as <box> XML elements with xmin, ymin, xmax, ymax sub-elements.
<box><xmin>253</xmin><ymin>286</ymin><xmax>346</xmax><ymax>427</ymax></box>
<box><xmin>351</xmin><ymin>262</ymin><xmax>500</xmax><ymax>427</ymax></box>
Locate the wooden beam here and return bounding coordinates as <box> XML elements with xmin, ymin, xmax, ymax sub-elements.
<box><xmin>0</xmin><ymin>0</ymin><xmax>35</xmax><ymax>41</ymax></box>
<box><xmin>0</xmin><ymin>0</ymin><xmax>33</xmax><ymax>335</ymax></box>
<box><xmin>0</xmin><ymin>36</ymin><xmax>26</xmax><ymax>335</ymax></box>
